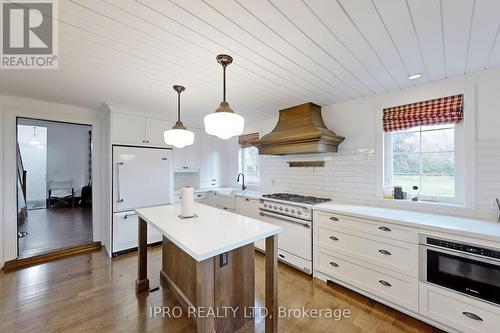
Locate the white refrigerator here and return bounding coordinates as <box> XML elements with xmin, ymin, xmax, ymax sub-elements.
<box><xmin>112</xmin><ymin>146</ymin><xmax>173</xmax><ymax>254</ymax></box>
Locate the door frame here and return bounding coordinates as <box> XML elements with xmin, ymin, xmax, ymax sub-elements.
<box><xmin>2</xmin><ymin>96</ymin><xmax>104</xmax><ymax>262</ymax></box>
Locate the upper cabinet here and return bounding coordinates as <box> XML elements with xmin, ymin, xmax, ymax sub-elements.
<box><xmin>146</xmin><ymin>118</ymin><xmax>175</xmax><ymax>147</ymax></box>
<box><xmin>199</xmin><ymin>132</ymin><xmax>226</xmax><ymax>188</ymax></box>
<box><xmin>111</xmin><ymin>112</ymin><xmax>173</xmax><ymax>147</ymax></box>
<box><xmin>173</xmin><ymin>128</ymin><xmax>200</xmax><ymax>172</ymax></box>
<box><xmin>112</xmin><ymin>113</ymin><xmax>146</xmax><ymax>145</ymax></box>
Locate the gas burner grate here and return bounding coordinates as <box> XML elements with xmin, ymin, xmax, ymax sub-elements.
<box><xmin>262</xmin><ymin>193</ymin><xmax>331</xmax><ymax>205</ymax></box>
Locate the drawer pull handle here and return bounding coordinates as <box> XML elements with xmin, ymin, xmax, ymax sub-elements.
<box><xmin>329</xmin><ymin>261</ymin><xmax>339</xmax><ymax>267</ymax></box>
<box><xmin>378</xmin><ymin>249</ymin><xmax>392</xmax><ymax>256</ymax></box>
<box><xmin>330</xmin><ymin>217</ymin><xmax>339</xmax><ymax>221</ymax></box>
<box><xmin>462</xmin><ymin>312</ymin><xmax>483</xmax><ymax>321</ymax></box>
<box><xmin>329</xmin><ymin>236</ymin><xmax>339</xmax><ymax>241</ymax></box>
<box><xmin>379</xmin><ymin>280</ymin><xmax>392</xmax><ymax>287</ymax></box>
<box><xmin>245</xmin><ymin>198</ymin><xmax>250</xmax><ymax>201</ymax></box>
<box><xmin>378</xmin><ymin>226</ymin><xmax>391</xmax><ymax>232</ymax></box>
<box><xmin>278</xmin><ymin>254</ymin><xmax>285</xmax><ymax>259</ymax></box>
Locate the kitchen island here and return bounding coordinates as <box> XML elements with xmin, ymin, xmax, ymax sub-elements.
<box><xmin>135</xmin><ymin>202</ymin><xmax>282</xmax><ymax>333</ymax></box>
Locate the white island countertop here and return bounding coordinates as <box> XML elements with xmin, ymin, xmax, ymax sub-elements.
<box><xmin>135</xmin><ymin>202</ymin><xmax>281</xmax><ymax>262</ymax></box>
<box><xmin>313</xmin><ymin>203</ymin><xmax>500</xmax><ymax>243</ymax></box>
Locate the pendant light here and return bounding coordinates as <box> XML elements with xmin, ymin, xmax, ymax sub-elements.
<box><xmin>204</xmin><ymin>54</ymin><xmax>244</xmax><ymax>140</ymax></box>
<box><xmin>164</xmin><ymin>85</ymin><xmax>194</xmax><ymax>148</ymax></box>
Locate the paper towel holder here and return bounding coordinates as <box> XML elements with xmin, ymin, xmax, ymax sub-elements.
<box><xmin>178</xmin><ymin>214</ymin><xmax>198</xmax><ymax>220</ymax></box>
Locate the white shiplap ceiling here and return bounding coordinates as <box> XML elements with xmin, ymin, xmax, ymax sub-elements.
<box><xmin>1</xmin><ymin>0</ymin><xmax>499</xmax><ymax>125</ymax></box>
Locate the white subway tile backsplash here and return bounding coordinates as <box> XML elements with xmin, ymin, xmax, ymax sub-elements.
<box><xmin>248</xmin><ymin>141</ymin><xmax>500</xmax><ymax>222</ymax></box>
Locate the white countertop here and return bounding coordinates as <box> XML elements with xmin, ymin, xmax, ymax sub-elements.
<box><xmin>173</xmin><ymin>187</ymin><xmax>264</xmax><ymax>199</ymax></box>
<box><xmin>313</xmin><ymin>203</ymin><xmax>500</xmax><ymax>243</ymax></box>
<box><xmin>135</xmin><ymin>202</ymin><xmax>281</xmax><ymax>261</ymax></box>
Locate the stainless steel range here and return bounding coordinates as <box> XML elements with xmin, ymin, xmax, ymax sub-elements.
<box><xmin>256</xmin><ymin>193</ymin><xmax>331</xmax><ymax>274</ymax></box>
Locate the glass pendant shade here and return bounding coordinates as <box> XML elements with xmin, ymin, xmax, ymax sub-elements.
<box><xmin>164</xmin><ymin>85</ymin><xmax>194</xmax><ymax>148</ymax></box>
<box><xmin>164</xmin><ymin>126</ymin><xmax>194</xmax><ymax>148</ymax></box>
<box><xmin>204</xmin><ymin>108</ymin><xmax>244</xmax><ymax>140</ymax></box>
<box><xmin>204</xmin><ymin>54</ymin><xmax>244</xmax><ymax>140</ymax></box>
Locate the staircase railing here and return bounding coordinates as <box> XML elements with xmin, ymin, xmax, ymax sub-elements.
<box><xmin>17</xmin><ymin>143</ymin><xmax>27</xmax><ymax>202</ymax></box>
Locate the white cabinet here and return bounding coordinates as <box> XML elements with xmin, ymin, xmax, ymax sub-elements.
<box><xmin>419</xmin><ymin>283</ymin><xmax>500</xmax><ymax>333</ymax></box>
<box><xmin>199</xmin><ymin>132</ymin><xmax>225</xmax><ymax>188</ymax></box>
<box><xmin>111</xmin><ymin>112</ymin><xmax>173</xmax><ymax>147</ymax></box>
<box><xmin>316</xmin><ymin>247</ymin><xmax>419</xmax><ymax>312</ymax></box>
<box><xmin>112</xmin><ymin>211</ymin><xmax>162</xmax><ymax>253</ymax></box>
<box><xmin>213</xmin><ymin>192</ymin><xmax>235</xmax><ymax>211</ymax></box>
<box><xmin>236</xmin><ymin>197</ymin><xmax>260</xmax><ymax>219</ymax></box>
<box><xmin>211</xmin><ymin>137</ymin><xmax>224</xmax><ymax>187</ymax></box>
<box><xmin>314</xmin><ymin>210</ymin><xmax>419</xmax><ymax>313</ymax></box>
<box><xmin>173</xmin><ymin>128</ymin><xmax>200</xmax><ymax>171</ymax></box>
<box><xmin>112</xmin><ymin>113</ymin><xmax>146</xmax><ymax>145</ymax></box>
<box><xmin>146</xmin><ymin>118</ymin><xmax>174</xmax><ymax>146</ymax></box>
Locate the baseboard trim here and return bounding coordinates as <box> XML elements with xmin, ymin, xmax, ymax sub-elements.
<box><xmin>3</xmin><ymin>242</ymin><xmax>102</xmax><ymax>272</ymax></box>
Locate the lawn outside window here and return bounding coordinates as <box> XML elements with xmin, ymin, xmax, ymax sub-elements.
<box><xmin>384</xmin><ymin>124</ymin><xmax>460</xmax><ymax>204</ymax></box>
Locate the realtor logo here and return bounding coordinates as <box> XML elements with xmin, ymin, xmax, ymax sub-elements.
<box><xmin>1</xmin><ymin>0</ymin><xmax>58</xmax><ymax>69</ymax></box>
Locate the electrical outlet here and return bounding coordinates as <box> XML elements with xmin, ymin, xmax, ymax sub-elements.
<box><xmin>220</xmin><ymin>252</ymin><xmax>228</xmax><ymax>267</ymax></box>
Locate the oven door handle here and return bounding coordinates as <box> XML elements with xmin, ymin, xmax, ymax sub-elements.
<box><xmin>259</xmin><ymin>210</ymin><xmax>311</xmax><ymax>228</ymax></box>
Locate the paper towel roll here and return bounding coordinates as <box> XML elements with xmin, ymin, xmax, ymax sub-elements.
<box><xmin>181</xmin><ymin>186</ymin><xmax>194</xmax><ymax>217</ymax></box>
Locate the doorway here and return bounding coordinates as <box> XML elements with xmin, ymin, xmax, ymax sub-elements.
<box><xmin>16</xmin><ymin>118</ymin><xmax>93</xmax><ymax>259</ymax></box>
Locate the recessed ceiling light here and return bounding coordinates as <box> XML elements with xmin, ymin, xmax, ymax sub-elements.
<box><xmin>408</xmin><ymin>73</ymin><xmax>422</xmax><ymax>80</ymax></box>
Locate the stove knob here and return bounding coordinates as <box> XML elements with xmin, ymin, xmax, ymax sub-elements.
<box><xmin>297</xmin><ymin>211</ymin><xmax>302</xmax><ymax>215</ymax></box>
<box><xmin>291</xmin><ymin>210</ymin><xmax>295</xmax><ymax>214</ymax></box>
<box><xmin>264</xmin><ymin>204</ymin><xmax>268</xmax><ymax>208</ymax></box>
<box><xmin>273</xmin><ymin>206</ymin><xmax>277</xmax><ymax>210</ymax></box>
<box><xmin>279</xmin><ymin>207</ymin><xmax>283</xmax><ymax>211</ymax></box>
<box><xmin>285</xmin><ymin>208</ymin><xmax>289</xmax><ymax>212</ymax></box>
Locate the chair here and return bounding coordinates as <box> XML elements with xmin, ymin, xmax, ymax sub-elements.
<box><xmin>47</xmin><ymin>180</ymin><xmax>75</xmax><ymax>208</ymax></box>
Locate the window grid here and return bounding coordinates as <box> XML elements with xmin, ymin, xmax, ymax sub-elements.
<box><xmin>389</xmin><ymin>124</ymin><xmax>456</xmax><ymax>199</ymax></box>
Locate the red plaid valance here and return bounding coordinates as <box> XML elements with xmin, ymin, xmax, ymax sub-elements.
<box><xmin>383</xmin><ymin>94</ymin><xmax>463</xmax><ymax>132</ymax></box>
<box><xmin>238</xmin><ymin>132</ymin><xmax>259</xmax><ymax>148</ymax></box>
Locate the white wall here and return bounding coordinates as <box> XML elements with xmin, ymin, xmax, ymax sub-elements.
<box><xmin>241</xmin><ymin>68</ymin><xmax>500</xmax><ymax>221</ymax></box>
<box><xmin>18</xmin><ymin>119</ymin><xmax>92</xmax><ymax>196</ymax></box>
<box><xmin>0</xmin><ymin>97</ymin><xmax>4</xmax><ymax>268</ymax></box>
<box><xmin>1</xmin><ymin>95</ymin><xmax>105</xmax><ymax>264</ymax></box>
<box><xmin>17</xmin><ymin>125</ymin><xmax>48</xmax><ymax>203</ymax></box>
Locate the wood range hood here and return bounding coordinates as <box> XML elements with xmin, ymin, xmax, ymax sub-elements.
<box><xmin>254</xmin><ymin>102</ymin><xmax>345</xmax><ymax>155</ymax></box>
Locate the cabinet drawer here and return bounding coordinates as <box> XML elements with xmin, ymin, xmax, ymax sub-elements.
<box><xmin>113</xmin><ymin>211</ymin><xmax>162</xmax><ymax>253</ymax></box>
<box><xmin>317</xmin><ymin>249</ymin><xmax>418</xmax><ymax>312</ymax></box>
<box><xmin>317</xmin><ymin>227</ymin><xmax>418</xmax><ymax>277</ymax></box>
<box><xmin>419</xmin><ymin>283</ymin><xmax>500</xmax><ymax>333</ymax></box>
<box><xmin>315</xmin><ymin>211</ymin><xmax>418</xmax><ymax>244</ymax></box>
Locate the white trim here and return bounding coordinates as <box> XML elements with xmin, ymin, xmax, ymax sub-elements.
<box><xmin>1</xmin><ymin>95</ymin><xmax>104</xmax><ymax>262</ymax></box>
<box><xmin>238</xmin><ymin>146</ymin><xmax>260</xmax><ymax>186</ymax></box>
<box><xmin>376</xmin><ymin>87</ymin><xmax>477</xmax><ymax>209</ymax></box>
<box><xmin>0</xmin><ymin>96</ymin><xmax>4</xmax><ymax>269</ymax></box>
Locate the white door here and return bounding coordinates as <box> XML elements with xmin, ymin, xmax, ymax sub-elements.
<box><xmin>256</xmin><ymin>213</ymin><xmax>312</xmax><ymax>261</ymax></box>
<box><xmin>112</xmin><ymin>211</ymin><xmax>162</xmax><ymax>253</ymax></box>
<box><xmin>146</xmin><ymin>118</ymin><xmax>174</xmax><ymax>147</ymax></box>
<box><xmin>113</xmin><ymin>146</ymin><xmax>172</xmax><ymax>212</ymax></box>
<box><xmin>211</xmin><ymin>137</ymin><xmax>224</xmax><ymax>187</ymax></box>
<box><xmin>199</xmin><ymin>131</ymin><xmax>213</xmax><ymax>188</ymax></box>
<box><xmin>112</xmin><ymin>113</ymin><xmax>146</xmax><ymax>145</ymax></box>
<box><xmin>183</xmin><ymin>128</ymin><xmax>199</xmax><ymax>169</ymax></box>
<box><xmin>173</xmin><ymin>147</ymin><xmax>185</xmax><ymax>170</ymax></box>
<box><xmin>17</xmin><ymin>125</ymin><xmax>48</xmax><ymax>206</ymax></box>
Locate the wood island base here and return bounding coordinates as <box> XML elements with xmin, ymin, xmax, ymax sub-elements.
<box><xmin>160</xmin><ymin>237</ymin><xmax>255</xmax><ymax>333</ymax></box>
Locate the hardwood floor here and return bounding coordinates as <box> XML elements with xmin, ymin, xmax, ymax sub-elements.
<box><xmin>0</xmin><ymin>247</ymin><xmax>443</xmax><ymax>333</ymax></box>
<box><xmin>18</xmin><ymin>206</ymin><xmax>92</xmax><ymax>258</ymax></box>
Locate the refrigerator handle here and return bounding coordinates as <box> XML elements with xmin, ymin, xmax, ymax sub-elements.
<box><xmin>116</xmin><ymin>162</ymin><xmax>124</xmax><ymax>203</ymax></box>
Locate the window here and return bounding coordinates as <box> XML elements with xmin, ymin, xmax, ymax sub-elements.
<box><xmin>239</xmin><ymin>146</ymin><xmax>259</xmax><ymax>184</ymax></box>
<box><xmin>384</xmin><ymin>124</ymin><xmax>457</xmax><ymax>203</ymax></box>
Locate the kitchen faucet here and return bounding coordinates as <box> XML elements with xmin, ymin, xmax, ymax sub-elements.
<box><xmin>237</xmin><ymin>173</ymin><xmax>247</xmax><ymax>191</ymax></box>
